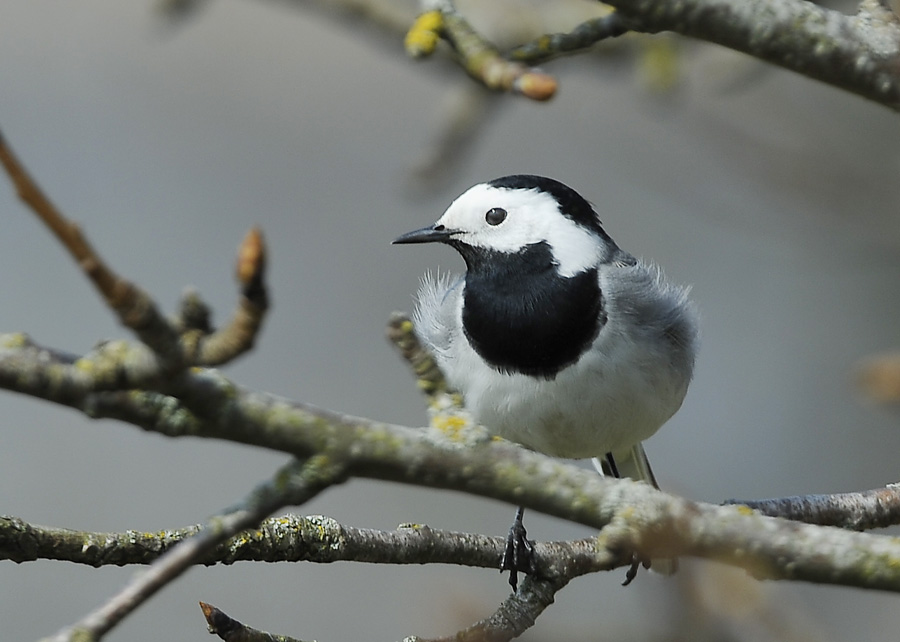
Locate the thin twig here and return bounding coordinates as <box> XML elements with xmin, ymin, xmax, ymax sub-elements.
<box><xmin>507</xmin><ymin>12</ymin><xmax>631</xmax><ymax>64</ymax></box>
<box><xmin>187</xmin><ymin>227</ymin><xmax>270</xmax><ymax>366</ymax></box>
<box><xmin>414</xmin><ymin>574</ymin><xmax>570</xmax><ymax>642</ymax></box>
<box><xmin>419</xmin><ymin>0</ymin><xmax>558</xmax><ymax>101</ymax></box>
<box><xmin>201</xmin><ymin>602</ymin><xmax>310</xmax><ymax>642</ymax></box>
<box><xmin>386</xmin><ymin>311</ymin><xmax>449</xmax><ymax>397</ymax></box>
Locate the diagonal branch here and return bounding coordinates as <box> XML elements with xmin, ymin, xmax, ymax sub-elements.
<box><xmin>0</xmin><ymin>128</ymin><xmax>269</xmax><ymax>374</ymax></box>
<box><xmin>0</xmin><ymin>130</ymin><xmax>180</xmax><ymax>363</ymax></box>
<box><xmin>201</xmin><ymin>601</ymin><xmax>310</xmax><ymax>642</ymax></box>
<box><xmin>386</xmin><ymin>311</ymin><xmax>449</xmax><ymax>398</ymax></box>
<box><xmin>40</xmin><ymin>456</ymin><xmax>347</xmax><ymax>642</ymax></box>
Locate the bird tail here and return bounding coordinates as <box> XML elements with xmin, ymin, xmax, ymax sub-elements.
<box><xmin>592</xmin><ymin>443</ymin><xmax>677</xmax><ymax>575</ymax></box>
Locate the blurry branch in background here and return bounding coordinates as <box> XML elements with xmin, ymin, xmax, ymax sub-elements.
<box><xmin>406</xmin><ymin>85</ymin><xmax>502</xmax><ymax>193</ymax></box>
<box><xmin>4</xmin><ymin>126</ymin><xmax>900</xmax><ymax>642</ymax></box>
<box><xmin>856</xmin><ymin>351</ymin><xmax>900</xmax><ymax>404</ymax></box>
<box><xmin>156</xmin><ymin>0</ymin><xmax>653</xmax><ymax>189</ymax></box>
<box><xmin>157</xmin><ymin>0</ymin><xmax>900</xmax><ymax>189</ymax></box>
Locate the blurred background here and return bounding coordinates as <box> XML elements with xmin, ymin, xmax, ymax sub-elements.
<box><xmin>2</xmin><ymin>1</ymin><xmax>900</xmax><ymax>640</ymax></box>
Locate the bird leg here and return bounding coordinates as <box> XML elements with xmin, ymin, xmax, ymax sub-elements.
<box><xmin>500</xmin><ymin>505</ymin><xmax>535</xmax><ymax>592</ymax></box>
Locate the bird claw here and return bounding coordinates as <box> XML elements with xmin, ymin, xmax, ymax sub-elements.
<box><xmin>621</xmin><ymin>554</ymin><xmax>652</xmax><ymax>586</ymax></box>
<box><xmin>500</xmin><ymin>506</ymin><xmax>536</xmax><ymax>592</ymax></box>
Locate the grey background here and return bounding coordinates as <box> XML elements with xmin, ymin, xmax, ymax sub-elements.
<box><xmin>2</xmin><ymin>1</ymin><xmax>900</xmax><ymax>640</ymax></box>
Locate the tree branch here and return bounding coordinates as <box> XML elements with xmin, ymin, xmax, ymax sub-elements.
<box><xmin>411</xmin><ymin>1</ymin><xmax>558</xmax><ymax>100</ymax></box>
<box><xmin>0</xmin><ymin>514</ymin><xmax>619</xmax><ymax>579</ymax></box>
<box><xmin>726</xmin><ymin>485</ymin><xmax>900</xmax><ymax>531</ymax></box>
<box><xmin>201</xmin><ymin>601</ymin><xmax>310</xmax><ymax>642</ymax></box>
<box><xmin>405</xmin><ymin>0</ymin><xmax>900</xmax><ymax>109</ymax></box>
<box><xmin>199</xmin><ymin>577</ymin><xmax>572</xmax><ymax>642</ymax></box>
<box><xmin>599</xmin><ymin>0</ymin><xmax>900</xmax><ymax>110</ymax></box>
<box><xmin>39</xmin><ymin>457</ymin><xmax>347</xmax><ymax>642</ymax></box>
<box><xmin>386</xmin><ymin>311</ymin><xmax>450</xmax><ymax>398</ymax></box>
<box><xmin>6</xmin><ymin>337</ymin><xmax>900</xmax><ymax>594</ymax></box>
<box><xmin>507</xmin><ymin>11</ymin><xmax>631</xmax><ymax>64</ymax></box>
<box><xmin>0</xmin><ymin>129</ymin><xmax>269</xmax><ymax>375</ymax></box>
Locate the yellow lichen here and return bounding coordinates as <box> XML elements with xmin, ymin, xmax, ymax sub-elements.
<box><xmin>405</xmin><ymin>10</ymin><xmax>443</xmax><ymax>58</ymax></box>
<box><xmin>0</xmin><ymin>332</ymin><xmax>28</xmax><ymax>348</ymax></box>
<box><xmin>431</xmin><ymin>413</ymin><xmax>469</xmax><ymax>441</ymax></box>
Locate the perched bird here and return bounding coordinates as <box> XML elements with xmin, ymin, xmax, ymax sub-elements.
<box><xmin>394</xmin><ymin>175</ymin><xmax>698</xmax><ymax>589</ymax></box>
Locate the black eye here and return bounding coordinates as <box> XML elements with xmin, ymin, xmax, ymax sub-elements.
<box><xmin>485</xmin><ymin>207</ymin><xmax>507</xmax><ymax>226</ymax></box>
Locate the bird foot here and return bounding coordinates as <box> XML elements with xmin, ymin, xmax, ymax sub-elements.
<box><xmin>500</xmin><ymin>506</ymin><xmax>536</xmax><ymax>592</ymax></box>
<box><xmin>621</xmin><ymin>554</ymin><xmax>652</xmax><ymax>586</ymax></box>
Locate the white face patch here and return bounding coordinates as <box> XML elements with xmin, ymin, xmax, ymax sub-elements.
<box><xmin>435</xmin><ymin>183</ymin><xmax>605</xmax><ymax>277</ymax></box>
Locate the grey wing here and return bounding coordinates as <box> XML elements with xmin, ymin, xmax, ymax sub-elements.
<box><xmin>608</xmin><ymin>261</ymin><xmax>699</xmax><ymax>382</ymax></box>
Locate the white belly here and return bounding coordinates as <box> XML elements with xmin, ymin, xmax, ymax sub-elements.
<box><xmin>443</xmin><ymin>327</ymin><xmax>688</xmax><ymax>458</ymax></box>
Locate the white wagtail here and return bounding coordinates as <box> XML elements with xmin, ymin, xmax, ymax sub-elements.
<box><xmin>394</xmin><ymin>175</ymin><xmax>698</xmax><ymax>589</ymax></box>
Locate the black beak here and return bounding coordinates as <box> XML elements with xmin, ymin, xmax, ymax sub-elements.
<box><xmin>392</xmin><ymin>225</ymin><xmax>454</xmax><ymax>245</ymax></box>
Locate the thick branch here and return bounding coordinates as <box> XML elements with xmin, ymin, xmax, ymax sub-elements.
<box><xmin>404</xmin><ymin>0</ymin><xmax>900</xmax><ymax>109</ymax></box>
<box><xmin>5</xmin><ymin>339</ymin><xmax>900</xmax><ymax>593</ymax></box>
<box><xmin>0</xmin><ymin>515</ymin><xmax>628</xmax><ymax>580</ymax></box>
<box><xmin>0</xmin><ymin>514</ymin><xmax>618</xmax><ymax>580</ymax></box>
<box><xmin>609</xmin><ymin>0</ymin><xmax>900</xmax><ymax>110</ymax></box>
